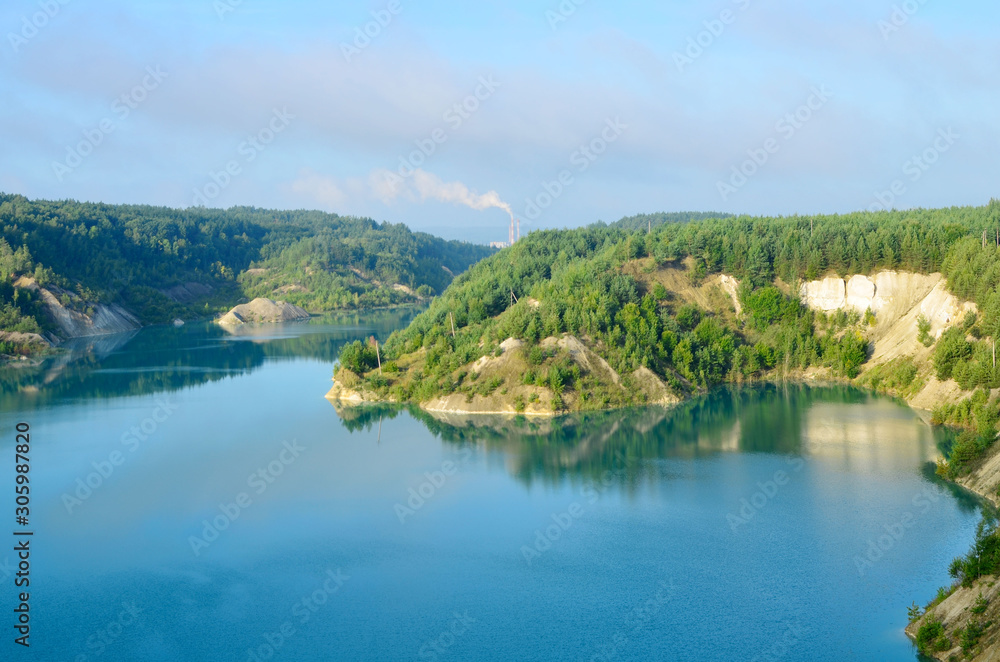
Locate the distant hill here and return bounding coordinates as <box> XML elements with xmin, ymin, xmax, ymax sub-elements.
<box><xmin>0</xmin><ymin>193</ymin><xmax>495</xmax><ymax>344</ymax></box>
<box><xmin>611</xmin><ymin>211</ymin><xmax>732</xmax><ymax>231</ymax></box>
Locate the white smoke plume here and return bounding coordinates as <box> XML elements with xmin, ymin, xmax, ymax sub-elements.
<box><xmin>369</xmin><ymin>167</ymin><xmax>513</xmax><ymax>220</ymax></box>
<box><xmin>411</xmin><ymin>169</ymin><xmax>514</xmax><ymax>221</ymax></box>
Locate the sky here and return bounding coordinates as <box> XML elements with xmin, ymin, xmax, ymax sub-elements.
<box><xmin>0</xmin><ymin>0</ymin><xmax>997</xmax><ymax>244</ymax></box>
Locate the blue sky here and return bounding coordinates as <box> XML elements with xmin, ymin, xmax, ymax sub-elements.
<box><xmin>1</xmin><ymin>0</ymin><xmax>997</xmax><ymax>243</ymax></box>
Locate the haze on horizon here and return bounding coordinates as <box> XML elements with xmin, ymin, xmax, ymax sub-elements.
<box><xmin>1</xmin><ymin>0</ymin><xmax>997</xmax><ymax>244</ymax></box>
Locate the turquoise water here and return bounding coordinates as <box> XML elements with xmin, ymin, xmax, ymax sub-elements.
<box><xmin>0</xmin><ymin>315</ymin><xmax>982</xmax><ymax>661</ymax></box>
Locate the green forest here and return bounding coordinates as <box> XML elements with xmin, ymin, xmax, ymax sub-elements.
<box><xmin>341</xmin><ymin>201</ymin><xmax>1000</xmax><ymax>414</ymax></box>
<box><xmin>0</xmin><ymin>193</ymin><xmax>494</xmax><ymax>337</ymax></box>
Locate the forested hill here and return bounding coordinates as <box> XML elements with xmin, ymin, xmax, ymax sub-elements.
<box><xmin>0</xmin><ymin>193</ymin><xmax>495</xmax><ymax>334</ymax></box>
<box><xmin>335</xmin><ymin>202</ymin><xmax>1000</xmax><ymax>413</ymax></box>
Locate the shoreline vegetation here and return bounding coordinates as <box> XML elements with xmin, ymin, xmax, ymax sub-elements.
<box><xmin>327</xmin><ymin>202</ymin><xmax>1000</xmax><ymax>660</ymax></box>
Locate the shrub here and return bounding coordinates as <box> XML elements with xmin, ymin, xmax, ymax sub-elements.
<box><xmin>971</xmin><ymin>592</ymin><xmax>988</xmax><ymax>615</ymax></box>
<box><xmin>960</xmin><ymin>617</ymin><xmax>986</xmax><ymax>654</ymax></box>
<box><xmin>863</xmin><ymin>308</ymin><xmax>876</xmax><ymax>327</ymax></box>
<box><xmin>947</xmin><ymin>519</ymin><xmax>1000</xmax><ymax>587</ymax></box>
<box><xmin>339</xmin><ymin>340</ymin><xmax>379</xmax><ymax>374</ymax></box>
<box><xmin>742</xmin><ymin>286</ymin><xmax>784</xmax><ymax>330</ymax></box>
<box><xmin>832</xmin><ymin>331</ymin><xmax>867</xmax><ymax>378</ymax></box>
<box><xmin>934</xmin><ymin>326</ymin><xmax>972</xmax><ymax>380</ymax></box>
<box><xmin>482</xmin><ymin>375</ymin><xmax>503</xmax><ymax>395</ymax></box>
<box><xmin>365</xmin><ymin>374</ymin><xmax>388</xmax><ymax>391</ymax></box>
<box><xmin>336</xmin><ymin>368</ymin><xmax>360</xmax><ymax>387</ymax></box>
<box><xmin>676</xmin><ymin>304</ymin><xmax>701</xmax><ymax>331</ymax></box>
<box><xmin>548</xmin><ymin>367</ymin><xmax>565</xmax><ymax>394</ymax></box>
<box><xmin>917</xmin><ymin>315</ymin><xmax>934</xmax><ymax>347</ymax></box>
<box><xmin>915</xmin><ymin>616</ymin><xmax>945</xmax><ymax>654</ymax></box>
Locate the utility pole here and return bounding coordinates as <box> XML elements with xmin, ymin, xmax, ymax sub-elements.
<box><xmin>375</xmin><ymin>339</ymin><xmax>382</xmax><ymax>375</ymax></box>
<box><xmin>450</xmin><ymin>312</ymin><xmax>456</xmax><ymax>338</ymax></box>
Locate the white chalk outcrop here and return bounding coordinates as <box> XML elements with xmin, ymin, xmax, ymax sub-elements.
<box><xmin>800</xmin><ymin>277</ymin><xmax>847</xmax><ymax>311</ymax></box>
<box><xmin>800</xmin><ymin>271</ymin><xmax>977</xmax><ymax>372</ymax></box>
<box><xmin>217</xmin><ymin>298</ymin><xmax>310</xmax><ymax>325</ymax></box>
<box><xmin>799</xmin><ymin>272</ymin><xmax>975</xmax><ymax>333</ymax></box>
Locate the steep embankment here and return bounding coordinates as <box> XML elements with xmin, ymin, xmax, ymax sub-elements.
<box><xmin>905</xmin><ymin>583</ymin><xmax>1000</xmax><ymax>661</ymax></box>
<box><xmin>15</xmin><ymin>276</ymin><xmax>141</xmax><ymax>342</ymax></box>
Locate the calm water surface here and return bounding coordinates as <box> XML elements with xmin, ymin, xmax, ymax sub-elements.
<box><xmin>0</xmin><ymin>313</ymin><xmax>982</xmax><ymax>661</ymax></box>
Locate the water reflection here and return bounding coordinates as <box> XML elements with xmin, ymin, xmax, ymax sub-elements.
<box><xmin>334</xmin><ymin>384</ymin><xmax>972</xmax><ymax>507</ymax></box>
<box><xmin>0</xmin><ymin>308</ymin><xmax>419</xmax><ymax>410</ymax></box>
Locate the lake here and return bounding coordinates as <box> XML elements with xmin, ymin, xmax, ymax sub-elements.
<box><xmin>0</xmin><ymin>314</ymin><xmax>982</xmax><ymax>661</ymax></box>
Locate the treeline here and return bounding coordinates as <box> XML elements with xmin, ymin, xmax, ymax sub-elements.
<box><xmin>610</xmin><ymin>211</ymin><xmax>731</xmax><ymax>232</ymax></box>
<box><xmin>650</xmin><ymin>205</ymin><xmax>997</xmax><ymax>286</ymax></box>
<box><xmin>0</xmin><ymin>193</ymin><xmax>494</xmax><ymax>330</ymax></box>
<box><xmin>351</xmin><ymin>201</ymin><xmax>1000</xmax><ymax>410</ymax></box>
